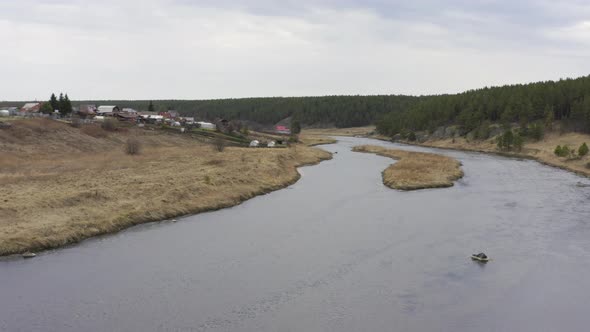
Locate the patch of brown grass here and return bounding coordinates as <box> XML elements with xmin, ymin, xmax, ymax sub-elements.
<box><xmin>302</xmin><ymin>126</ymin><xmax>376</xmax><ymax>137</ymax></box>
<box><xmin>299</xmin><ymin>135</ymin><xmax>337</xmax><ymax>146</ymax></box>
<box><xmin>0</xmin><ymin>126</ymin><xmax>332</xmax><ymax>256</ymax></box>
<box><xmin>81</xmin><ymin>125</ymin><xmax>108</xmax><ymax>138</ymax></box>
<box><xmin>413</xmin><ymin>131</ymin><xmax>590</xmax><ymax>178</ymax></box>
<box><xmin>353</xmin><ymin>145</ymin><xmax>464</xmax><ymax>190</ymax></box>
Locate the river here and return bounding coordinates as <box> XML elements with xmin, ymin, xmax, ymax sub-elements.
<box><xmin>2</xmin><ymin>137</ymin><xmax>590</xmax><ymax>332</ymax></box>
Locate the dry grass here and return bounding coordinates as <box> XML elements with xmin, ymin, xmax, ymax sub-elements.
<box><xmin>0</xmin><ymin>119</ymin><xmax>332</xmax><ymax>256</ymax></box>
<box><xmin>302</xmin><ymin>126</ymin><xmax>376</xmax><ymax>137</ymax></box>
<box><xmin>353</xmin><ymin>145</ymin><xmax>464</xmax><ymax>190</ymax></box>
<box><xmin>299</xmin><ymin>135</ymin><xmax>337</xmax><ymax>147</ymax></box>
<box><xmin>414</xmin><ymin>131</ymin><xmax>590</xmax><ymax>178</ymax></box>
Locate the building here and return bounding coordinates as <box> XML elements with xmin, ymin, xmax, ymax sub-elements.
<box><xmin>275</xmin><ymin>125</ymin><xmax>291</xmax><ymax>135</ymax></box>
<box><xmin>78</xmin><ymin>105</ymin><xmax>97</xmax><ymax>117</ymax></box>
<box><xmin>121</xmin><ymin>108</ymin><xmax>138</xmax><ymax>115</ymax></box>
<box><xmin>21</xmin><ymin>103</ymin><xmax>42</xmax><ymax>113</ymax></box>
<box><xmin>96</xmin><ymin>105</ymin><xmax>120</xmax><ymax>116</ymax></box>
<box><xmin>159</xmin><ymin>110</ymin><xmax>179</xmax><ymax>119</ymax></box>
<box><xmin>115</xmin><ymin>112</ymin><xmax>137</xmax><ymax>122</ymax></box>
<box><xmin>197</xmin><ymin>121</ymin><xmax>216</xmax><ymax>130</ymax></box>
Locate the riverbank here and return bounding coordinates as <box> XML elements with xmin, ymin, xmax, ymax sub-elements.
<box><xmin>400</xmin><ymin>132</ymin><xmax>590</xmax><ymax>178</ymax></box>
<box><xmin>0</xmin><ymin>119</ymin><xmax>332</xmax><ymax>256</ymax></box>
<box><xmin>352</xmin><ymin>145</ymin><xmax>464</xmax><ymax>190</ymax></box>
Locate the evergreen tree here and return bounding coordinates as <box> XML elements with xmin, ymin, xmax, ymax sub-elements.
<box><xmin>50</xmin><ymin>93</ymin><xmax>59</xmax><ymax>111</ymax></box>
<box><xmin>63</xmin><ymin>94</ymin><xmax>73</xmax><ymax>115</ymax></box>
<box><xmin>148</xmin><ymin>101</ymin><xmax>155</xmax><ymax>113</ymax></box>
<box><xmin>291</xmin><ymin>120</ymin><xmax>301</xmax><ymax>134</ymax></box>
<box><xmin>58</xmin><ymin>93</ymin><xmax>65</xmax><ymax>113</ymax></box>
<box><xmin>39</xmin><ymin>102</ymin><xmax>54</xmax><ymax>115</ymax></box>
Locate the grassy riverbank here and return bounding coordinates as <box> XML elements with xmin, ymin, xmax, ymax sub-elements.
<box><xmin>405</xmin><ymin>132</ymin><xmax>590</xmax><ymax>178</ymax></box>
<box><xmin>0</xmin><ymin>119</ymin><xmax>331</xmax><ymax>256</ymax></box>
<box><xmin>353</xmin><ymin>145</ymin><xmax>464</xmax><ymax>190</ymax></box>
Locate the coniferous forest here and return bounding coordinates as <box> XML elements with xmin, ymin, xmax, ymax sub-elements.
<box><xmin>376</xmin><ymin>75</ymin><xmax>590</xmax><ymax>136</ymax></box>
<box><xmin>4</xmin><ymin>75</ymin><xmax>589</xmax><ymax>133</ymax></box>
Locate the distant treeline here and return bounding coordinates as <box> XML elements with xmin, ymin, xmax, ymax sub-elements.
<box><xmin>376</xmin><ymin>75</ymin><xmax>590</xmax><ymax>136</ymax></box>
<box><xmin>4</xmin><ymin>74</ymin><xmax>589</xmax><ymax>132</ymax></box>
<box><xmin>70</xmin><ymin>96</ymin><xmax>418</xmax><ymax>128</ymax></box>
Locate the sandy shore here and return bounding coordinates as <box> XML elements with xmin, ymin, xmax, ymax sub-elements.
<box><xmin>0</xmin><ymin>119</ymin><xmax>332</xmax><ymax>256</ymax></box>
<box><xmin>352</xmin><ymin>145</ymin><xmax>464</xmax><ymax>190</ymax></box>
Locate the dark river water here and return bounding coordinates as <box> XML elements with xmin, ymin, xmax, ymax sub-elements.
<box><xmin>2</xmin><ymin>137</ymin><xmax>590</xmax><ymax>332</ymax></box>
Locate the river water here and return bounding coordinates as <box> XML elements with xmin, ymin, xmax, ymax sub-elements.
<box><xmin>2</xmin><ymin>137</ymin><xmax>590</xmax><ymax>332</ymax></box>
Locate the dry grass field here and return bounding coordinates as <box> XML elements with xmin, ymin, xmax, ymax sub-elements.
<box><xmin>352</xmin><ymin>145</ymin><xmax>464</xmax><ymax>190</ymax></box>
<box><xmin>302</xmin><ymin>126</ymin><xmax>376</xmax><ymax>137</ymax></box>
<box><xmin>0</xmin><ymin>119</ymin><xmax>331</xmax><ymax>256</ymax></box>
<box><xmin>415</xmin><ymin>132</ymin><xmax>590</xmax><ymax>178</ymax></box>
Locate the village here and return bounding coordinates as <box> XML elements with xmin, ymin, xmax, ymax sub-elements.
<box><xmin>0</xmin><ymin>102</ymin><xmax>295</xmax><ymax>148</ymax></box>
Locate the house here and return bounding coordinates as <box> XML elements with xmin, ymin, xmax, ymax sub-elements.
<box><xmin>21</xmin><ymin>103</ymin><xmax>42</xmax><ymax>113</ymax></box>
<box><xmin>114</xmin><ymin>112</ymin><xmax>137</xmax><ymax>122</ymax></box>
<box><xmin>121</xmin><ymin>108</ymin><xmax>138</xmax><ymax>115</ymax></box>
<box><xmin>180</xmin><ymin>117</ymin><xmax>195</xmax><ymax>124</ymax></box>
<box><xmin>197</xmin><ymin>121</ymin><xmax>216</xmax><ymax>130</ymax></box>
<box><xmin>96</xmin><ymin>105</ymin><xmax>120</xmax><ymax>116</ymax></box>
<box><xmin>78</xmin><ymin>105</ymin><xmax>97</xmax><ymax>117</ymax></box>
<box><xmin>138</xmin><ymin>112</ymin><xmax>164</xmax><ymax>124</ymax></box>
<box><xmin>159</xmin><ymin>110</ymin><xmax>179</xmax><ymax>119</ymax></box>
<box><xmin>275</xmin><ymin>125</ymin><xmax>291</xmax><ymax>135</ymax></box>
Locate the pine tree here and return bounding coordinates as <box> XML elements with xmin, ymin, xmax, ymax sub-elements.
<box><xmin>291</xmin><ymin>120</ymin><xmax>301</xmax><ymax>134</ymax></box>
<box><xmin>58</xmin><ymin>93</ymin><xmax>65</xmax><ymax>113</ymax></box>
<box><xmin>50</xmin><ymin>93</ymin><xmax>59</xmax><ymax>111</ymax></box>
<box><xmin>63</xmin><ymin>94</ymin><xmax>73</xmax><ymax>115</ymax></box>
<box><xmin>148</xmin><ymin>101</ymin><xmax>155</xmax><ymax>113</ymax></box>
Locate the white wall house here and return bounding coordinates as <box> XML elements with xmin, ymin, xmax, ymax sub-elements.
<box><xmin>197</xmin><ymin>121</ymin><xmax>216</xmax><ymax>130</ymax></box>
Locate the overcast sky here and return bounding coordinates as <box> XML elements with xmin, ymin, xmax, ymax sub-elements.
<box><xmin>1</xmin><ymin>0</ymin><xmax>589</xmax><ymax>100</ymax></box>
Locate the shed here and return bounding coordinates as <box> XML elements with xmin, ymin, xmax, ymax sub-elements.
<box><xmin>198</xmin><ymin>122</ymin><xmax>216</xmax><ymax>130</ymax></box>
<box><xmin>97</xmin><ymin>105</ymin><xmax>120</xmax><ymax>116</ymax></box>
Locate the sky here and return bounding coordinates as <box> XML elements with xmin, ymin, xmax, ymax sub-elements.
<box><xmin>1</xmin><ymin>0</ymin><xmax>589</xmax><ymax>100</ymax></box>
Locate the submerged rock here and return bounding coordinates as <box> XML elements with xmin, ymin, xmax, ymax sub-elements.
<box><xmin>22</xmin><ymin>252</ymin><xmax>36</xmax><ymax>259</ymax></box>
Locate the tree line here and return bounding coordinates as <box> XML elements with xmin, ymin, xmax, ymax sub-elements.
<box><xmin>376</xmin><ymin>75</ymin><xmax>590</xmax><ymax>136</ymax></box>
<box><xmin>76</xmin><ymin>95</ymin><xmax>418</xmax><ymax>128</ymax></box>
<box><xmin>6</xmin><ymin>74</ymin><xmax>587</xmax><ymax>131</ymax></box>
<box><xmin>39</xmin><ymin>93</ymin><xmax>73</xmax><ymax>115</ymax></box>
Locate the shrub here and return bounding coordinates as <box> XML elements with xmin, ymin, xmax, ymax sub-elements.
<box><xmin>101</xmin><ymin>118</ymin><xmax>118</xmax><ymax>132</ymax></box>
<box><xmin>407</xmin><ymin>132</ymin><xmax>417</xmax><ymax>142</ymax></box>
<box><xmin>214</xmin><ymin>136</ymin><xmax>225</xmax><ymax>152</ymax></box>
<box><xmin>579</xmin><ymin>142</ymin><xmax>589</xmax><ymax>157</ymax></box>
<box><xmin>555</xmin><ymin>145</ymin><xmax>571</xmax><ymax>158</ymax></box>
<box><xmin>71</xmin><ymin>117</ymin><xmax>82</xmax><ymax>128</ymax></box>
<box><xmin>125</xmin><ymin>137</ymin><xmax>141</xmax><ymax>155</ymax></box>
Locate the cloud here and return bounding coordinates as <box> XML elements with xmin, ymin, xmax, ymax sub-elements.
<box><xmin>0</xmin><ymin>0</ymin><xmax>589</xmax><ymax>100</ymax></box>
